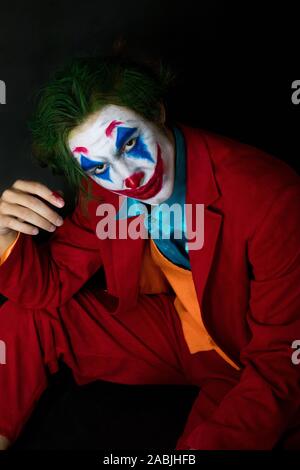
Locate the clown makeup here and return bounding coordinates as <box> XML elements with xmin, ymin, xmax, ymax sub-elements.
<box><xmin>68</xmin><ymin>105</ymin><xmax>175</xmax><ymax>205</ymax></box>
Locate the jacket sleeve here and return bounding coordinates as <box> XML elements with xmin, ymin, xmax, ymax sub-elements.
<box><xmin>0</xmin><ymin>200</ymin><xmax>102</xmax><ymax>309</ymax></box>
<box><xmin>180</xmin><ymin>183</ymin><xmax>300</xmax><ymax>450</ymax></box>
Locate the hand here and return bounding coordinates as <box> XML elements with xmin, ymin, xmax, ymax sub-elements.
<box><xmin>0</xmin><ymin>179</ymin><xmax>65</xmax><ymax>237</ymax></box>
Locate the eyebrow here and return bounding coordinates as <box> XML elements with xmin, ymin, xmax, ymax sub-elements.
<box><xmin>73</xmin><ymin>146</ymin><xmax>89</xmax><ymax>154</ymax></box>
<box><xmin>105</xmin><ymin>120</ymin><xmax>123</xmax><ymax>137</ymax></box>
<box><xmin>116</xmin><ymin>126</ymin><xmax>138</xmax><ymax>152</ymax></box>
<box><xmin>80</xmin><ymin>154</ymin><xmax>105</xmax><ymax>171</ymax></box>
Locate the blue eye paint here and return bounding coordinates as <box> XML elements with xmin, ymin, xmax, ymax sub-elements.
<box><xmin>116</xmin><ymin>126</ymin><xmax>138</xmax><ymax>151</ymax></box>
<box><xmin>80</xmin><ymin>155</ymin><xmax>113</xmax><ymax>182</ymax></box>
<box><xmin>126</xmin><ymin>135</ymin><xmax>154</xmax><ymax>163</ymax></box>
<box><xmin>115</xmin><ymin>126</ymin><xmax>154</xmax><ymax>163</ymax></box>
<box><xmin>94</xmin><ymin>165</ymin><xmax>112</xmax><ymax>182</ymax></box>
<box><xmin>80</xmin><ymin>154</ymin><xmax>100</xmax><ymax>171</ymax></box>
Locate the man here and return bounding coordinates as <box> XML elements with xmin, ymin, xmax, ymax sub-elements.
<box><xmin>0</xmin><ymin>56</ymin><xmax>299</xmax><ymax>450</ymax></box>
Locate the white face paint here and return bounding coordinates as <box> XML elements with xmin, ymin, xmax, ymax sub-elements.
<box><xmin>68</xmin><ymin>104</ymin><xmax>175</xmax><ymax>204</ymax></box>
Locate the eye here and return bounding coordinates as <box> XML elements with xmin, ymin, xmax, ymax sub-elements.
<box><xmin>93</xmin><ymin>163</ymin><xmax>108</xmax><ymax>175</ymax></box>
<box><xmin>124</xmin><ymin>138</ymin><xmax>137</xmax><ymax>152</ymax></box>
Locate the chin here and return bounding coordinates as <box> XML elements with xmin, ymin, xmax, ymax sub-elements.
<box><xmin>143</xmin><ymin>180</ymin><xmax>174</xmax><ymax>205</ymax></box>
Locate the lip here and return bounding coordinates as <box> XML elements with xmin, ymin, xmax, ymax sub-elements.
<box><xmin>114</xmin><ymin>143</ymin><xmax>164</xmax><ymax>200</ymax></box>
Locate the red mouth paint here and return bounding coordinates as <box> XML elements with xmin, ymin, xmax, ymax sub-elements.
<box><xmin>115</xmin><ymin>144</ymin><xmax>164</xmax><ymax>199</ymax></box>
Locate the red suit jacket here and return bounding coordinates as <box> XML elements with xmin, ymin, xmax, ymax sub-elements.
<box><xmin>1</xmin><ymin>125</ymin><xmax>300</xmax><ymax>449</ymax></box>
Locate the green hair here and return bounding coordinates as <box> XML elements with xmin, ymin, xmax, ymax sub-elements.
<box><xmin>29</xmin><ymin>56</ymin><xmax>174</xmax><ymax>199</ymax></box>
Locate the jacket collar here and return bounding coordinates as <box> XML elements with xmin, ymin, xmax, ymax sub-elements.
<box><xmin>180</xmin><ymin>123</ymin><xmax>220</xmax><ymax>208</ymax></box>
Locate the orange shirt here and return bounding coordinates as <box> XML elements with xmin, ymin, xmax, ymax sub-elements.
<box><xmin>140</xmin><ymin>239</ymin><xmax>240</xmax><ymax>370</ymax></box>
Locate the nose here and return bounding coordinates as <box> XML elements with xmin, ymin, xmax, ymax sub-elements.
<box><xmin>124</xmin><ymin>171</ymin><xmax>145</xmax><ymax>189</ymax></box>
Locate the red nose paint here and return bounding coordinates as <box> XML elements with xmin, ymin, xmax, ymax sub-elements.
<box><xmin>124</xmin><ymin>171</ymin><xmax>145</xmax><ymax>189</ymax></box>
<box><xmin>115</xmin><ymin>144</ymin><xmax>163</xmax><ymax>199</ymax></box>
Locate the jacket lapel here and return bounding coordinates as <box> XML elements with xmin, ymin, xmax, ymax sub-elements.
<box><xmin>182</xmin><ymin>124</ymin><xmax>223</xmax><ymax>305</ymax></box>
<box><xmin>88</xmin><ymin>180</ymin><xmax>146</xmax><ymax>312</ymax></box>
<box><xmin>111</xmin><ymin>213</ymin><xmax>146</xmax><ymax>312</ymax></box>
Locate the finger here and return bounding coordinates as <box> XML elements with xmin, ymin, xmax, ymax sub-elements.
<box><xmin>54</xmin><ymin>189</ymin><xmax>64</xmax><ymax>197</ymax></box>
<box><xmin>0</xmin><ymin>201</ymin><xmax>57</xmax><ymax>232</ymax></box>
<box><xmin>2</xmin><ymin>189</ymin><xmax>64</xmax><ymax>227</ymax></box>
<box><xmin>0</xmin><ymin>215</ymin><xmax>39</xmax><ymax>236</ymax></box>
<box><xmin>12</xmin><ymin>180</ymin><xmax>65</xmax><ymax>208</ymax></box>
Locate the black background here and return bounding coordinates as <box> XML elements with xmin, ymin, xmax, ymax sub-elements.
<box><xmin>0</xmin><ymin>0</ymin><xmax>299</xmax><ymax>451</ymax></box>
<box><xmin>0</xmin><ymin>0</ymin><xmax>299</xmax><ymax>195</ymax></box>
